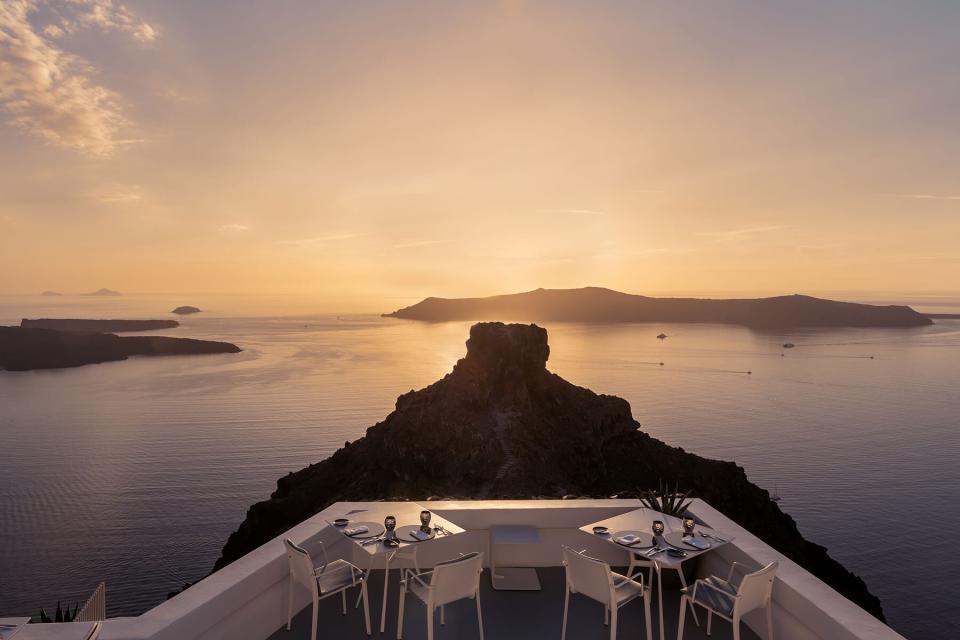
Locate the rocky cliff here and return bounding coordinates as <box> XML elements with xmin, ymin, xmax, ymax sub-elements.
<box><xmin>214</xmin><ymin>322</ymin><xmax>884</xmax><ymax>620</ymax></box>
<box><xmin>21</xmin><ymin>318</ymin><xmax>179</xmax><ymax>332</ymax></box>
<box><xmin>384</xmin><ymin>287</ymin><xmax>931</xmax><ymax>329</ymax></box>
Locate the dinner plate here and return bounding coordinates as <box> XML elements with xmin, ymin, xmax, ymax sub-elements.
<box><xmin>664</xmin><ymin>531</ymin><xmax>711</xmax><ymax>550</ymax></box>
<box><xmin>611</xmin><ymin>530</ymin><xmax>655</xmax><ymax>549</ymax></box>
<box><xmin>342</xmin><ymin>521</ymin><xmax>386</xmax><ymax>539</ymax></box>
<box><xmin>396</xmin><ymin>524</ymin><xmax>436</xmax><ymax>542</ymax></box>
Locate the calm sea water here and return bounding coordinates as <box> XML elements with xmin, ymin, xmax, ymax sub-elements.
<box><xmin>1</xmin><ymin>295</ymin><xmax>959</xmax><ymax>638</ymax></box>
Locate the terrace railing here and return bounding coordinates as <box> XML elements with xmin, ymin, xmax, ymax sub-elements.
<box><xmin>76</xmin><ymin>582</ymin><xmax>106</xmax><ymax>622</ymax></box>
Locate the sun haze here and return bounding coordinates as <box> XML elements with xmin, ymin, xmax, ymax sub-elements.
<box><xmin>1</xmin><ymin>1</ymin><xmax>959</xmax><ymax>305</ymax></box>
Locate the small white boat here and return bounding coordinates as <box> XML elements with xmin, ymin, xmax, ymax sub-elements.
<box><xmin>657</xmin><ymin>333</ymin><xmax>668</xmax><ymax>340</ymax></box>
<box><xmin>783</xmin><ymin>343</ymin><xmax>795</xmax><ymax>349</ymax></box>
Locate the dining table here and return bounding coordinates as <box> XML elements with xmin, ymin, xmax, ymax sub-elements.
<box><xmin>581</xmin><ymin>508</ymin><xmax>733</xmax><ymax>640</ymax></box>
<box><xmin>324</xmin><ymin>502</ymin><xmax>465</xmax><ymax>633</ymax></box>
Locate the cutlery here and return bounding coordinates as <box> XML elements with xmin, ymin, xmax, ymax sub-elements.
<box><xmin>700</xmin><ymin>531</ymin><xmax>728</xmax><ymax>543</ymax></box>
<box><xmin>361</xmin><ymin>536</ymin><xmax>385</xmax><ymax>546</ymax></box>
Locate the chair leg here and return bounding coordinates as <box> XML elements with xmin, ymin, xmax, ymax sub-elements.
<box><xmin>605</xmin><ymin>605</ymin><xmax>609</xmax><ymax>626</ymax></box>
<box><xmin>733</xmin><ymin>616</ymin><xmax>741</xmax><ymax>640</ymax></box>
<box><xmin>561</xmin><ymin>586</ymin><xmax>570</xmax><ymax>640</ymax></box>
<box><xmin>396</xmin><ymin>585</ymin><xmax>406</xmax><ymax>640</ymax></box>
<box><xmin>362</xmin><ymin>581</ymin><xmax>371</xmax><ymax>636</ymax></box>
<box><xmin>707</xmin><ymin>610</ymin><xmax>713</xmax><ymax>636</ymax></box>
<box><xmin>286</xmin><ymin>576</ymin><xmax>293</xmax><ymax>631</ymax></box>
<box><xmin>766</xmin><ymin>605</ymin><xmax>774</xmax><ymax>640</ymax></box>
<box><xmin>644</xmin><ymin>592</ymin><xmax>652</xmax><ymax>640</ymax></box>
<box><xmin>342</xmin><ymin>590</ymin><xmax>347</xmax><ymax>615</ymax></box>
<box><xmin>677</xmin><ymin>595</ymin><xmax>687</xmax><ymax>640</ymax></box>
<box><xmin>610</xmin><ymin>607</ymin><xmax>618</xmax><ymax>640</ymax></box>
<box><xmin>427</xmin><ymin>607</ymin><xmax>434</xmax><ymax>640</ymax></box>
<box><xmin>310</xmin><ymin>599</ymin><xmax>318</xmax><ymax>640</ymax></box>
<box><xmin>476</xmin><ymin>593</ymin><xmax>485</xmax><ymax>640</ymax></box>
<box><xmin>441</xmin><ymin>604</ymin><xmax>445</xmax><ymax>625</ymax></box>
<box><xmin>677</xmin><ymin>569</ymin><xmax>700</xmax><ymax>628</ymax></box>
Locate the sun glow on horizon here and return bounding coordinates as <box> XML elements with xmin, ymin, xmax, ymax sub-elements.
<box><xmin>2</xmin><ymin>1</ymin><xmax>959</xmax><ymax>299</ymax></box>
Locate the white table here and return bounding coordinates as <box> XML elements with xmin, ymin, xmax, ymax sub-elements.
<box><xmin>9</xmin><ymin>622</ymin><xmax>99</xmax><ymax>640</ymax></box>
<box><xmin>326</xmin><ymin>503</ymin><xmax>464</xmax><ymax>633</ymax></box>
<box><xmin>489</xmin><ymin>525</ymin><xmax>542</xmax><ymax>590</ymax></box>
<box><xmin>581</xmin><ymin>508</ymin><xmax>732</xmax><ymax>640</ymax></box>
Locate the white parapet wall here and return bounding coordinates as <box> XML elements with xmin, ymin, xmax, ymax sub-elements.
<box><xmin>53</xmin><ymin>499</ymin><xmax>902</xmax><ymax>640</ymax></box>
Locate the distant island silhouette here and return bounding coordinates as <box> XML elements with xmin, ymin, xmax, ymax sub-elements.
<box><xmin>384</xmin><ymin>287</ymin><xmax>932</xmax><ymax>329</ymax></box>
<box><xmin>0</xmin><ymin>326</ymin><xmax>240</xmax><ymax>371</ymax></box>
<box><xmin>40</xmin><ymin>290</ymin><xmax>62</xmax><ymax>296</ymax></box>
<box><xmin>171</xmin><ymin>306</ymin><xmax>202</xmax><ymax>315</ymax></box>
<box><xmin>21</xmin><ymin>318</ymin><xmax>179</xmax><ymax>332</ymax></box>
<box><xmin>82</xmin><ymin>288</ymin><xmax>122</xmax><ymax>296</ymax></box>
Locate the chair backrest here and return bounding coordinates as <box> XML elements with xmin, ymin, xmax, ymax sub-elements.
<box><xmin>734</xmin><ymin>561</ymin><xmax>778</xmax><ymax>615</ymax></box>
<box><xmin>429</xmin><ymin>552</ymin><xmax>484</xmax><ymax>606</ymax></box>
<box><xmin>562</xmin><ymin>546</ymin><xmax>613</xmax><ymax>605</ymax></box>
<box><xmin>284</xmin><ymin>538</ymin><xmax>318</xmax><ymax>596</ymax></box>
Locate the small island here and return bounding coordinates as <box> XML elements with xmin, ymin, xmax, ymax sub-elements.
<box><xmin>40</xmin><ymin>291</ymin><xmax>63</xmax><ymax>297</ymax></box>
<box><xmin>82</xmin><ymin>288</ymin><xmax>122</xmax><ymax>296</ymax></box>
<box><xmin>171</xmin><ymin>306</ymin><xmax>202</xmax><ymax>315</ymax></box>
<box><xmin>21</xmin><ymin>318</ymin><xmax>180</xmax><ymax>332</ymax></box>
<box><xmin>384</xmin><ymin>287</ymin><xmax>932</xmax><ymax>329</ymax></box>
<box><xmin>0</xmin><ymin>326</ymin><xmax>241</xmax><ymax>371</ymax></box>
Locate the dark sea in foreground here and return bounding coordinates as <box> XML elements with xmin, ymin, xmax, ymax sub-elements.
<box><xmin>1</xmin><ymin>294</ymin><xmax>958</xmax><ymax>638</ymax></box>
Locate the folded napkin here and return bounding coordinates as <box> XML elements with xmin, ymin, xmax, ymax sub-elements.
<box><xmin>344</xmin><ymin>525</ymin><xmax>369</xmax><ymax>536</ymax></box>
<box><xmin>615</xmin><ymin>534</ymin><xmax>640</xmax><ymax>545</ymax></box>
<box><xmin>411</xmin><ymin>529</ymin><xmax>431</xmax><ymax>540</ymax></box>
<box><xmin>682</xmin><ymin>535</ymin><xmax>710</xmax><ymax>549</ymax></box>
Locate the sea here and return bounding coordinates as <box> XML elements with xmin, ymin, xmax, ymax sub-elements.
<box><xmin>1</xmin><ymin>293</ymin><xmax>958</xmax><ymax>638</ymax></box>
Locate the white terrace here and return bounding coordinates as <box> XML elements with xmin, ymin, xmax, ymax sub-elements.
<box><xmin>5</xmin><ymin>499</ymin><xmax>904</xmax><ymax>640</ymax></box>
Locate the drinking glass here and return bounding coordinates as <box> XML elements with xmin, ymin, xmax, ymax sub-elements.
<box><xmin>385</xmin><ymin>515</ymin><xmax>397</xmax><ymax>539</ymax></box>
<box><xmin>420</xmin><ymin>510</ymin><xmax>432</xmax><ymax>532</ymax></box>
<box><xmin>683</xmin><ymin>515</ymin><xmax>696</xmax><ymax>535</ymax></box>
<box><xmin>652</xmin><ymin>520</ymin><xmax>665</xmax><ymax>538</ymax></box>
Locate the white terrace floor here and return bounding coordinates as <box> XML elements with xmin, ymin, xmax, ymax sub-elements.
<box><xmin>268</xmin><ymin>566</ymin><xmax>757</xmax><ymax>640</ymax></box>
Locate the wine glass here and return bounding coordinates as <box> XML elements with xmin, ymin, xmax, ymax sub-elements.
<box><xmin>420</xmin><ymin>510</ymin><xmax>432</xmax><ymax>532</ymax></box>
<box><xmin>652</xmin><ymin>519</ymin><xmax>665</xmax><ymax>539</ymax></box>
<box><xmin>385</xmin><ymin>515</ymin><xmax>397</xmax><ymax>539</ymax></box>
<box><xmin>683</xmin><ymin>515</ymin><xmax>696</xmax><ymax>536</ymax></box>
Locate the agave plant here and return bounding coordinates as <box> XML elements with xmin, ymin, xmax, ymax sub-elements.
<box><xmin>38</xmin><ymin>601</ymin><xmax>78</xmax><ymax>623</ymax></box>
<box><xmin>638</xmin><ymin>480</ymin><xmax>693</xmax><ymax>517</ymax></box>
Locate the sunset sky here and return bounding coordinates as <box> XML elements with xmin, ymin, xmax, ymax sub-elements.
<box><xmin>1</xmin><ymin>1</ymin><xmax>958</xmax><ymax>306</ymax></box>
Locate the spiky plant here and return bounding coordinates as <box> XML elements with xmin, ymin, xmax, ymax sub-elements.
<box><xmin>38</xmin><ymin>601</ymin><xmax>78</xmax><ymax>623</ymax></box>
<box><xmin>638</xmin><ymin>480</ymin><xmax>693</xmax><ymax>517</ymax></box>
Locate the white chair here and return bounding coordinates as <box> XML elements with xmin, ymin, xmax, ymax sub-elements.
<box><xmin>397</xmin><ymin>551</ymin><xmax>485</xmax><ymax>640</ymax></box>
<box><xmin>284</xmin><ymin>538</ymin><xmax>371</xmax><ymax>640</ymax></box>
<box><xmin>561</xmin><ymin>546</ymin><xmax>653</xmax><ymax>640</ymax></box>
<box><xmin>677</xmin><ymin>561</ymin><xmax>778</xmax><ymax>640</ymax></box>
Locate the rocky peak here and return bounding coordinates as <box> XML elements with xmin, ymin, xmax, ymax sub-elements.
<box><xmin>454</xmin><ymin>322</ymin><xmax>549</xmax><ymax>387</ymax></box>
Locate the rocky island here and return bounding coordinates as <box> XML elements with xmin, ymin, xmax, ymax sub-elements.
<box><xmin>384</xmin><ymin>287</ymin><xmax>932</xmax><ymax>329</ymax></box>
<box><xmin>21</xmin><ymin>318</ymin><xmax>180</xmax><ymax>332</ymax></box>
<box><xmin>214</xmin><ymin>322</ymin><xmax>884</xmax><ymax>621</ymax></box>
<box><xmin>0</xmin><ymin>326</ymin><xmax>241</xmax><ymax>371</ymax></box>
<box><xmin>82</xmin><ymin>288</ymin><xmax>122</xmax><ymax>296</ymax></box>
<box><xmin>172</xmin><ymin>306</ymin><xmax>202</xmax><ymax>315</ymax></box>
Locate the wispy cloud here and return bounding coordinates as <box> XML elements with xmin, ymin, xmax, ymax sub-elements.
<box><xmin>219</xmin><ymin>223</ymin><xmax>251</xmax><ymax>233</ymax></box>
<box><xmin>95</xmin><ymin>186</ymin><xmax>142</xmax><ymax>203</ymax></box>
<box><xmin>697</xmin><ymin>225</ymin><xmax>790</xmax><ymax>241</ymax></box>
<box><xmin>277</xmin><ymin>233</ymin><xmax>363</xmax><ymax>247</ymax></box>
<box><xmin>536</xmin><ymin>208</ymin><xmax>607</xmax><ymax>216</ymax></box>
<box><xmin>0</xmin><ymin>0</ymin><xmax>156</xmax><ymax>157</ymax></box>
<box><xmin>888</xmin><ymin>193</ymin><xmax>960</xmax><ymax>201</ymax></box>
<box><xmin>393</xmin><ymin>239</ymin><xmax>447</xmax><ymax>249</ymax></box>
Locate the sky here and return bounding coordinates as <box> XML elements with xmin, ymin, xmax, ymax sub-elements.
<box><xmin>1</xmin><ymin>0</ymin><xmax>958</xmax><ymax>308</ymax></box>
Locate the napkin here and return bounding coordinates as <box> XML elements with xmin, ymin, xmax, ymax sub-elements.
<box><xmin>412</xmin><ymin>529</ymin><xmax>431</xmax><ymax>540</ymax></box>
<box><xmin>344</xmin><ymin>525</ymin><xmax>369</xmax><ymax>536</ymax></box>
<box><xmin>615</xmin><ymin>534</ymin><xmax>640</xmax><ymax>545</ymax></box>
<box><xmin>682</xmin><ymin>535</ymin><xmax>710</xmax><ymax>549</ymax></box>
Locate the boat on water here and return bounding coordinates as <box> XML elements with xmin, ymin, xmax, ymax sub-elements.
<box><xmin>783</xmin><ymin>342</ymin><xmax>795</xmax><ymax>349</ymax></box>
<box><xmin>657</xmin><ymin>333</ymin><xmax>668</xmax><ymax>340</ymax></box>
